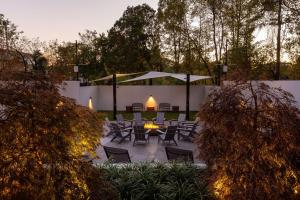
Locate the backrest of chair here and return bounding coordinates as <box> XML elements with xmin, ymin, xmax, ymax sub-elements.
<box><xmin>133</xmin><ymin>112</ymin><xmax>143</xmax><ymax>125</ymax></box>
<box><xmin>104</xmin><ymin>117</ymin><xmax>111</xmax><ymax>127</ymax></box>
<box><xmin>110</xmin><ymin>123</ymin><xmax>122</xmax><ymax>137</ymax></box>
<box><xmin>190</xmin><ymin>122</ymin><xmax>199</xmax><ymax>135</ymax></box>
<box><xmin>165</xmin><ymin>147</ymin><xmax>194</xmax><ymax>163</ymax></box>
<box><xmin>159</xmin><ymin>103</ymin><xmax>170</xmax><ymax>111</ymax></box>
<box><xmin>103</xmin><ymin>146</ymin><xmax>131</xmax><ymax>163</ymax></box>
<box><xmin>132</xmin><ymin>103</ymin><xmax>143</xmax><ymax>112</ymax></box>
<box><xmin>116</xmin><ymin>114</ymin><xmax>124</xmax><ymax>124</ymax></box>
<box><xmin>178</xmin><ymin>113</ymin><xmax>186</xmax><ymax>122</ymax></box>
<box><xmin>165</xmin><ymin>126</ymin><xmax>177</xmax><ymax>140</ymax></box>
<box><xmin>133</xmin><ymin>125</ymin><xmax>146</xmax><ymax>140</ymax></box>
<box><xmin>156</xmin><ymin>112</ymin><xmax>164</xmax><ymax>123</ymax></box>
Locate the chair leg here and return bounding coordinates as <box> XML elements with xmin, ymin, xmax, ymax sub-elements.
<box><xmin>173</xmin><ymin>139</ymin><xmax>177</xmax><ymax>146</ymax></box>
<box><xmin>111</xmin><ymin>136</ymin><xmax>117</xmax><ymax>142</ymax></box>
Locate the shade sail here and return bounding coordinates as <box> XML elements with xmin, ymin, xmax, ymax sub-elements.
<box><xmin>120</xmin><ymin>71</ymin><xmax>211</xmax><ymax>83</ymax></box>
<box><xmin>120</xmin><ymin>71</ymin><xmax>170</xmax><ymax>83</ymax></box>
<box><xmin>91</xmin><ymin>72</ymin><xmax>140</xmax><ymax>82</ymax></box>
<box><xmin>169</xmin><ymin>73</ymin><xmax>211</xmax><ymax>82</ymax></box>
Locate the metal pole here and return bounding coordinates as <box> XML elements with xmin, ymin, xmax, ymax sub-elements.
<box><xmin>218</xmin><ymin>64</ymin><xmax>221</xmax><ymax>86</ymax></box>
<box><xmin>113</xmin><ymin>73</ymin><xmax>117</xmax><ymax>120</ymax></box>
<box><xmin>186</xmin><ymin>74</ymin><xmax>190</xmax><ymax>120</ymax></box>
<box><xmin>75</xmin><ymin>40</ymin><xmax>79</xmax><ymax>80</ymax></box>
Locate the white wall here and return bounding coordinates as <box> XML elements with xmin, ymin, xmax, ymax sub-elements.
<box><xmin>224</xmin><ymin>80</ymin><xmax>300</xmax><ymax>107</ymax></box>
<box><xmin>59</xmin><ymin>81</ymin><xmax>216</xmax><ymax>111</ymax></box>
<box><xmin>60</xmin><ymin>80</ymin><xmax>300</xmax><ymax>111</ymax></box>
<box><xmin>261</xmin><ymin>81</ymin><xmax>300</xmax><ymax>107</ymax></box>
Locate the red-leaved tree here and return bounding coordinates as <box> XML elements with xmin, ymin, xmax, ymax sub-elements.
<box><xmin>196</xmin><ymin>81</ymin><xmax>300</xmax><ymax>200</ymax></box>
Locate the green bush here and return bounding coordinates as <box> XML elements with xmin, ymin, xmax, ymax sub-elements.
<box><xmin>98</xmin><ymin>163</ymin><xmax>210</xmax><ymax>200</ymax></box>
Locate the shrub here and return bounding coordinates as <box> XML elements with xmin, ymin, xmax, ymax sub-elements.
<box><xmin>0</xmin><ymin>72</ymin><xmax>116</xmax><ymax>199</ymax></box>
<box><xmin>196</xmin><ymin>81</ymin><xmax>300</xmax><ymax>200</ymax></box>
<box><xmin>99</xmin><ymin>163</ymin><xmax>210</xmax><ymax>200</ymax></box>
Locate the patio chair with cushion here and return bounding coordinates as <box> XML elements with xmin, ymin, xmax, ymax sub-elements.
<box><xmin>132</xmin><ymin>103</ymin><xmax>144</xmax><ymax>112</ymax></box>
<box><xmin>157</xmin><ymin>125</ymin><xmax>178</xmax><ymax>146</ymax></box>
<box><xmin>133</xmin><ymin>125</ymin><xmax>150</xmax><ymax>146</ymax></box>
<box><xmin>152</xmin><ymin>112</ymin><xmax>165</xmax><ymax>126</ymax></box>
<box><xmin>110</xmin><ymin>123</ymin><xmax>132</xmax><ymax>144</ymax></box>
<box><xmin>177</xmin><ymin>121</ymin><xmax>198</xmax><ymax>142</ymax></box>
<box><xmin>158</xmin><ymin>103</ymin><xmax>171</xmax><ymax>112</ymax></box>
<box><xmin>165</xmin><ymin>147</ymin><xmax>194</xmax><ymax>163</ymax></box>
<box><xmin>116</xmin><ymin>114</ymin><xmax>132</xmax><ymax>129</ymax></box>
<box><xmin>103</xmin><ymin>146</ymin><xmax>131</xmax><ymax>163</ymax></box>
<box><xmin>133</xmin><ymin>112</ymin><xmax>146</xmax><ymax>126</ymax></box>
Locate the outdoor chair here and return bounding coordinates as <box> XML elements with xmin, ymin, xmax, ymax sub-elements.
<box><xmin>110</xmin><ymin>123</ymin><xmax>132</xmax><ymax>144</ymax></box>
<box><xmin>157</xmin><ymin>125</ymin><xmax>178</xmax><ymax>146</ymax></box>
<box><xmin>158</xmin><ymin>103</ymin><xmax>171</xmax><ymax>112</ymax></box>
<box><xmin>132</xmin><ymin>103</ymin><xmax>144</xmax><ymax>112</ymax></box>
<box><xmin>133</xmin><ymin>112</ymin><xmax>146</xmax><ymax>126</ymax></box>
<box><xmin>152</xmin><ymin>112</ymin><xmax>165</xmax><ymax>126</ymax></box>
<box><xmin>177</xmin><ymin>121</ymin><xmax>198</xmax><ymax>142</ymax></box>
<box><xmin>103</xmin><ymin>117</ymin><xmax>114</xmax><ymax>136</ymax></box>
<box><xmin>116</xmin><ymin>114</ymin><xmax>132</xmax><ymax>128</ymax></box>
<box><xmin>103</xmin><ymin>146</ymin><xmax>131</xmax><ymax>163</ymax></box>
<box><xmin>170</xmin><ymin>113</ymin><xmax>186</xmax><ymax>126</ymax></box>
<box><xmin>133</xmin><ymin>125</ymin><xmax>150</xmax><ymax>145</ymax></box>
<box><xmin>165</xmin><ymin>147</ymin><xmax>194</xmax><ymax>163</ymax></box>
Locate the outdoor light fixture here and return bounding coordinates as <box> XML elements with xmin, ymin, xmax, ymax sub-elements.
<box><xmin>146</xmin><ymin>95</ymin><xmax>156</xmax><ymax>111</ymax></box>
<box><xmin>223</xmin><ymin>65</ymin><xmax>228</xmax><ymax>73</ymax></box>
<box><xmin>74</xmin><ymin>65</ymin><xmax>79</xmax><ymax>73</ymax></box>
<box><xmin>74</xmin><ymin>65</ymin><xmax>79</xmax><ymax>81</ymax></box>
<box><xmin>88</xmin><ymin>97</ymin><xmax>93</xmax><ymax>110</ymax></box>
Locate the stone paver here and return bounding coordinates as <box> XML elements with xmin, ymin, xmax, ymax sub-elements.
<box><xmin>95</xmin><ymin>126</ymin><xmax>205</xmax><ymax>164</ymax></box>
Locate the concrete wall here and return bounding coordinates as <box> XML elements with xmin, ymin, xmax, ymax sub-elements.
<box><xmin>261</xmin><ymin>81</ymin><xmax>300</xmax><ymax>107</ymax></box>
<box><xmin>59</xmin><ymin>81</ymin><xmax>216</xmax><ymax>111</ymax></box>
<box><xmin>59</xmin><ymin>80</ymin><xmax>300</xmax><ymax>111</ymax></box>
<box><xmin>224</xmin><ymin>80</ymin><xmax>300</xmax><ymax>107</ymax></box>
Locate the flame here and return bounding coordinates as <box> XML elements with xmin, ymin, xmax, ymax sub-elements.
<box><xmin>144</xmin><ymin>123</ymin><xmax>159</xmax><ymax>129</ymax></box>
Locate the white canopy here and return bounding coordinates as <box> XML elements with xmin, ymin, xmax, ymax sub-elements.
<box><xmin>120</xmin><ymin>71</ymin><xmax>211</xmax><ymax>83</ymax></box>
<box><xmin>91</xmin><ymin>72</ymin><xmax>140</xmax><ymax>82</ymax></box>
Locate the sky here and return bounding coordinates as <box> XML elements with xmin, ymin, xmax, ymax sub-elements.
<box><xmin>0</xmin><ymin>0</ymin><xmax>159</xmax><ymax>42</ymax></box>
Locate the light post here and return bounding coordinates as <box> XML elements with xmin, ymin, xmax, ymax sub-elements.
<box><xmin>74</xmin><ymin>65</ymin><xmax>79</xmax><ymax>81</ymax></box>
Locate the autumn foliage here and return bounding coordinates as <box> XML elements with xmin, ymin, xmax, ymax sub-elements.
<box><xmin>0</xmin><ymin>72</ymin><xmax>117</xmax><ymax>199</ymax></box>
<box><xmin>196</xmin><ymin>82</ymin><xmax>300</xmax><ymax>200</ymax></box>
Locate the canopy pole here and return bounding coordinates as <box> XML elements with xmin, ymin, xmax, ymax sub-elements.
<box><xmin>113</xmin><ymin>73</ymin><xmax>117</xmax><ymax>120</ymax></box>
<box><xmin>186</xmin><ymin>74</ymin><xmax>190</xmax><ymax>120</ymax></box>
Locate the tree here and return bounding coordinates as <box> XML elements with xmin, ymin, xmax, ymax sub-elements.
<box><xmin>101</xmin><ymin>4</ymin><xmax>158</xmax><ymax>73</ymax></box>
<box><xmin>158</xmin><ymin>0</ymin><xmax>188</xmax><ymax>72</ymax></box>
<box><xmin>196</xmin><ymin>81</ymin><xmax>300</xmax><ymax>199</ymax></box>
<box><xmin>0</xmin><ymin>71</ymin><xmax>116</xmax><ymax>199</ymax></box>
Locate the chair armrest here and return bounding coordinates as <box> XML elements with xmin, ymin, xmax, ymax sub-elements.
<box><xmin>156</xmin><ymin>129</ymin><xmax>165</xmax><ymax>134</ymax></box>
<box><xmin>123</xmin><ymin>127</ymin><xmax>133</xmax><ymax>132</ymax></box>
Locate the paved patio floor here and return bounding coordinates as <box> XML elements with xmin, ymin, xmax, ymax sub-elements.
<box><xmin>94</xmin><ymin>125</ymin><xmax>205</xmax><ymax>165</ymax></box>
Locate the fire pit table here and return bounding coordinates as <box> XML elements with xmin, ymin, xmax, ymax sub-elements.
<box><xmin>144</xmin><ymin>122</ymin><xmax>166</xmax><ymax>136</ymax></box>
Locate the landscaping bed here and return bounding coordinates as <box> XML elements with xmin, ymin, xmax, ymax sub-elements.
<box><xmin>98</xmin><ymin>162</ymin><xmax>210</xmax><ymax>200</ymax></box>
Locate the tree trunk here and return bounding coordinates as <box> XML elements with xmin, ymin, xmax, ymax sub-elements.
<box><xmin>212</xmin><ymin>4</ymin><xmax>219</xmax><ymax>63</ymax></box>
<box><xmin>275</xmin><ymin>0</ymin><xmax>282</xmax><ymax>80</ymax></box>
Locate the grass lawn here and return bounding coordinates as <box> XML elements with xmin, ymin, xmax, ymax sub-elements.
<box><xmin>98</xmin><ymin>111</ymin><xmax>198</xmax><ymax>121</ymax></box>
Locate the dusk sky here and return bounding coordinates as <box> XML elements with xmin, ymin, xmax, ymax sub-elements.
<box><xmin>0</xmin><ymin>0</ymin><xmax>159</xmax><ymax>42</ymax></box>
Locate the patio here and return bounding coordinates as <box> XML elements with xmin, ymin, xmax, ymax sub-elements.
<box><xmin>94</xmin><ymin>121</ymin><xmax>206</xmax><ymax>165</ymax></box>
